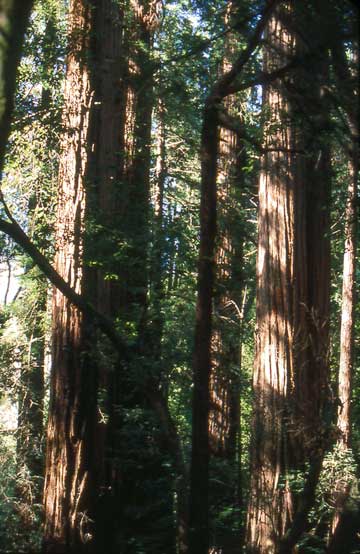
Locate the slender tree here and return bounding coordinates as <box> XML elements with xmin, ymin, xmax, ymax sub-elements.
<box><xmin>208</xmin><ymin>8</ymin><xmax>249</xmax><ymax>550</ymax></box>
<box><xmin>332</xmin><ymin>34</ymin><xmax>359</xmax><ymax>451</ymax></box>
<box><xmin>328</xmin><ymin>14</ymin><xmax>359</xmax><ymax>549</ymax></box>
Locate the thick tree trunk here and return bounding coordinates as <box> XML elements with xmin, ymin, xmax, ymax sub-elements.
<box><xmin>43</xmin><ymin>2</ymin><xmax>99</xmax><ymax>552</ymax></box>
<box><xmin>246</xmin><ymin>9</ymin><xmax>297</xmax><ymax>550</ymax></box>
<box><xmin>246</xmin><ymin>5</ymin><xmax>331</xmax><ymax>552</ymax></box>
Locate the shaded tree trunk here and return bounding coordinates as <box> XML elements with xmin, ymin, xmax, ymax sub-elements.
<box><xmin>209</xmin><ymin>70</ymin><xmax>246</xmax><ymax>554</ymax></box>
<box><xmin>189</xmin><ymin>101</ymin><xmax>218</xmax><ymax>554</ymax></box>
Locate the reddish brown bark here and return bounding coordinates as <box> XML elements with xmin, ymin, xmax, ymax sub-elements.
<box><xmin>246</xmin><ymin>5</ymin><xmax>331</xmax><ymax>552</ymax></box>
<box><xmin>209</xmin><ymin>46</ymin><xmax>246</xmax><ymax>553</ymax></box>
<box><xmin>189</xmin><ymin>6</ymin><xmax>279</xmax><ymax>553</ymax></box>
<box><xmin>210</xmin><ymin>99</ymin><xmax>242</xmax><ymax>461</ymax></box>
<box><xmin>42</xmin><ymin>2</ymin><xmax>98</xmax><ymax>552</ymax></box>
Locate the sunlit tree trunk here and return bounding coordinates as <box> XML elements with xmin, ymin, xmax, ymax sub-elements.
<box><xmin>246</xmin><ymin>4</ymin><xmax>331</xmax><ymax>552</ymax></box>
<box><xmin>329</xmin><ymin>32</ymin><xmax>359</xmax><ymax>551</ymax></box>
<box><xmin>334</xmin><ymin>38</ymin><xmax>359</xmax><ymax>451</ymax></box>
<box><xmin>43</xmin><ymin>2</ymin><xmax>101</xmax><ymax>551</ymax></box>
<box><xmin>328</xmin><ymin>151</ymin><xmax>358</xmax><ymax>553</ymax></box>
<box><xmin>337</xmin><ymin>158</ymin><xmax>358</xmax><ymax>447</ymax></box>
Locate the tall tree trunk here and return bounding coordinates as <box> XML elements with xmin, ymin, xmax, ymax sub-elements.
<box><xmin>332</xmin><ymin>34</ymin><xmax>359</xmax><ymax>450</ymax></box>
<box><xmin>246</xmin><ymin>4</ymin><xmax>331</xmax><ymax>552</ymax></box>
<box><xmin>43</xmin><ymin>2</ymin><xmax>100</xmax><ymax>551</ymax></box>
<box><xmin>189</xmin><ymin>100</ymin><xmax>218</xmax><ymax>554</ymax></box>
<box><xmin>328</xmin><ymin>152</ymin><xmax>359</xmax><ymax>553</ymax></box>
<box><xmin>337</xmin><ymin>155</ymin><xmax>358</xmax><ymax>448</ymax></box>
<box><xmin>329</xmin><ymin>27</ymin><xmax>359</xmax><ymax>549</ymax></box>
<box><xmin>91</xmin><ymin>3</ymin><xmax>170</xmax><ymax>552</ymax></box>
<box><xmin>209</xmin><ymin>79</ymin><xmax>246</xmax><ymax>554</ymax></box>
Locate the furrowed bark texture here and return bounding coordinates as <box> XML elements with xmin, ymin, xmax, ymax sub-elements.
<box><xmin>209</xmin><ymin>20</ymin><xmax>243</xmax><ymax>461</ymax></box>
<box><xmin>246</xmin><ymin>4</ymin><xmax>331</xmax><ymax>552</ymax></box>
<box><xmin>43</xmin><ymin>2</ymin><xmax>98</xmax><ymax>552</ymax></box>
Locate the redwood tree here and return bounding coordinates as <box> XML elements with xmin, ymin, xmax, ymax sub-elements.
<box><xmin>246</xmin><ymin>3</ymin><xmax>331</xmax><ymax>552</ymax></box>
<box><xmin>43</xmin><ymin>1</ymin><xmax>100</xmax><ymax>551</ymax></box>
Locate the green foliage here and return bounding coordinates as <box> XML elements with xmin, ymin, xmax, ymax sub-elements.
<box><xmin>0</xmin><ymin>412</ymin><xmax>42</xmax><ymax>553</ymax></box>
<box><xmin>0</xmin><ymin>0</ymin><xmax>358</xmax><ymax>552</ymax></box>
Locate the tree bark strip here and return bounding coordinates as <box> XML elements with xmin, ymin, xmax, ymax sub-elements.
<box><xmin>42</xmin><ymin>1</ymin><xmax>99</xmax><ymax>551</ymax></box>
<box><xmin>189</xmin><ymin>101</ymin><xmax>218</xmax><ymax>554</ymax></box>
<box><xmin>246</xmin><ymin>3</ymin><xmax>331</xmax><ymax>551</ymax></box>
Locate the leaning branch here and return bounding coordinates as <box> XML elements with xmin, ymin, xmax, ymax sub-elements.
<box><xmin>0</xmin><ymin>205</ymin><xmax>129</xmax><ymax>356</ymax></box>
<box><xmin>210</xmin><ymin>0</ymin><xmax>279</xmax><ymax>101</ymax></box>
